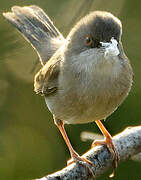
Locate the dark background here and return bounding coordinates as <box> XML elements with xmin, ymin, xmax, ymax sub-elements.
<box><xmin>0</xmin><ymin>0</ymin><xmax>141</xmax><ymax>179</ymax></box>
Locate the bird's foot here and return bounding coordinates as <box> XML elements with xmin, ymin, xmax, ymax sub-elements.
<box><xmin>67</xmin><ymin>151</ymin><xmax>95</xmax><ymax>179</ymax></box>
<box><xmin>91</xmin><ymin>137</ymin><xmax>119</xmax><ymax>178</ymax></box>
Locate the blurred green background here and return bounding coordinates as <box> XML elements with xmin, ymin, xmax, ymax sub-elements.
<box><xmin>0</xmin><ymin>0</ymin><xmax>141</xmax><ymax>179</ymax></box>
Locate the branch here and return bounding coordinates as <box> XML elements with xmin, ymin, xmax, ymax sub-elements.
<box><xmin>35</xmin><ymin>126</ymin><xmax>141</xmax><ymax>180</ymax></box>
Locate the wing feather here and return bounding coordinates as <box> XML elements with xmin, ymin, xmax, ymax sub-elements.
<box><xmin>34</xmin><ymin>54</ymin><xmax>61</xmax><ymax>96</ymax></box>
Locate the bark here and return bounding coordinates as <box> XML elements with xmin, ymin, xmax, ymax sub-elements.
<box><xmin>35</xmin><ymin>126</ymin><xmax>141</xmax><ymax>180</ymax></box>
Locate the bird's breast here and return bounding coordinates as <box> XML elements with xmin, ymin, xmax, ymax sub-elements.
<box><xmin>46</xmin><ymin>56</ymin><xmax>133</xmax><ymax>124</ymax></box>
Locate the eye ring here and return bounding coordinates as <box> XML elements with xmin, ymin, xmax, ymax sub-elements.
<box><xmin>85</xmin><ymin>35</ymin><xmax>93</xmax><ymax>47</ymax></box>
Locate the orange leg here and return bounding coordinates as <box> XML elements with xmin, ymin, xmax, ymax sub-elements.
<box><xmin>54</xmin><ymin>117</ymin><xmax>95</xmax><ymax>178</ymax></box>
<box><xmin>92</xmin><ymin>120</ymin><xmax>119</xmax><ymax>178</ymax></box>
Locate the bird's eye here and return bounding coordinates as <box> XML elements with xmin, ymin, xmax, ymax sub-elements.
<box><xmin>85</xmin><ymin>35</ymin><xmax>93</xmax><ymax>47</ymax></box>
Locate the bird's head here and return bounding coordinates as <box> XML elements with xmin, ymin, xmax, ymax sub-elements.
<box><xmin>65</xmin><ymin>11</ymin><xmax>122</xmax><ymax>63</ymax></box>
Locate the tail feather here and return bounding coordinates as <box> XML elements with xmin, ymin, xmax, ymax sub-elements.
<box><xmin>3</xmin><ymin>6</ymin><xmax>65</xmax><ymax>65</ymax></box>
<box><xmin>28</xmin><ymin>5</ymin><xmax>62</xmax><ymax>38</ymax></box>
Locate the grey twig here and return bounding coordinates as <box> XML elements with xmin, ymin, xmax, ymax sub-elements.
<box><xmin>35</xmin><ymin>126</ymin><xmax>141</xmax><ymax>180</ymax></box>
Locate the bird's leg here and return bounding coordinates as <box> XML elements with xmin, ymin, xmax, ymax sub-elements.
<box><xmin>92</xmin><ymin>120</ymin><xmax>119</xmax><ymax>178</ymax></box>
<box><xmin>54</xmin><ymin>117</ymin><xmax>95</xmax><ymax>178</ymax></box>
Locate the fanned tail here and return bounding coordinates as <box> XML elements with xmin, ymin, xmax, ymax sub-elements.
<box><xmin>3</xmin><ymin>5</ymin><xmax>65</xmax><ymax>65</ymax></box>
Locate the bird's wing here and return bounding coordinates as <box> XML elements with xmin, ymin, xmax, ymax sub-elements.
<box><xmin>34</xmin><ymin>51</ymin><xmax>61</xmax><ymax>96</ymax></box>
<box><xmin>3</xmin><ymin>5</ymin><xmax>65</xmax><ymax>65</ymax></box>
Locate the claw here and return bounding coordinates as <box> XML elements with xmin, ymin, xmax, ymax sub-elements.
<box><xmin>67</xmin><ymin>155</ymin><xmax>95</xmax><ymax>179</ymax></box>
<box><xmin>92</xmin><ymin>120</ymin><xmax>120</xmax><ymax>178</ymax></box>
<box><xmin>92</xmin><ymin>138</ymin><xmax>119</xmax><ymax>178</ymax></box>
<box><xmin>54</xmin><ymin>118</ymin><xmax>95</xmax><ymax>179</ymax></box>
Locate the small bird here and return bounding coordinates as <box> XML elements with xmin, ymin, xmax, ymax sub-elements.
<box><xmin>3</xmin><ymin>6</ymin><xmax>133</xmax><ymax>178</ymax></box>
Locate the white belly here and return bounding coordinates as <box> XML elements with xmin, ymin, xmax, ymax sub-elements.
<box><xmin>45</xmin><ymin>75</ymin><xmax>131</xmax><ymax>124</ymax></box>
<box><xmin>45</xmin><ymin>55</ymin><xmax>132</xmax><ymax>124</ymax></box>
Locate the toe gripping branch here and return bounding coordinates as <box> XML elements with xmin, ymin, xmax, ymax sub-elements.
<box><xmin>92</xmin><ymin>120</ymin><xmax>120</xmax><ymax>178</ymax></box>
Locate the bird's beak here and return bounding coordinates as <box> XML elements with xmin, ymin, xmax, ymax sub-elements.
<box><xmin>100</xmin><ymin>37</ymin><xmax>120</xmax><ymax>58</ymax></box>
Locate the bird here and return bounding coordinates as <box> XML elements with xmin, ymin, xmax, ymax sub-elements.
<box><xmin>3</xmin><ymin>6</ymin><xmax>133</xmax><ymax>178</ymax></box>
